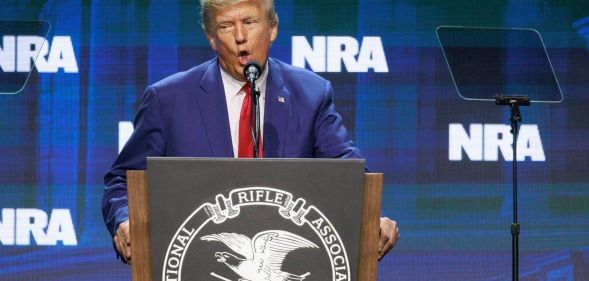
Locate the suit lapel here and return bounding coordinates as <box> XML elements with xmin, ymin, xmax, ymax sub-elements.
<box><xmin>196</xmin><ymin>59</ymin><xmax>234</xmax><ymax>157</ymax></box>
<box><xmin>263</xmin><ymin>59</ymin><xmax>291</xmax><ymax>158</ymax></box>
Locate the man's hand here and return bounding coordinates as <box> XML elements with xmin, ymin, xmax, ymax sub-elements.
<box><xmin>114</xmin><ymin>220</ymin><xmax>131</xmax><ymax>264</ymax></box>
<box><xmin>378</xmin><ymin>217</ymin><xmax>399</xmax><ymax>260</ymax></box>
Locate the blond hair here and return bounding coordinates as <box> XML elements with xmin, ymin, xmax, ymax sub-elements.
<box><xmin>200</xmin><ymin>0</ymin><xmax>278</xmax><ymax>33</ymax></box>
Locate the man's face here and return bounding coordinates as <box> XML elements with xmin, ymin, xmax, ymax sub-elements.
<box><xmin>206</xmin><ymin>0</ymin><xmax>278</xmax><ymax>81</ymax></box>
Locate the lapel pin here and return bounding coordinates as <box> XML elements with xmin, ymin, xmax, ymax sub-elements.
<box><xmin>278</xmin><ymin>96</ymin><xmax>285</xmax><ymax>103</ymax></box>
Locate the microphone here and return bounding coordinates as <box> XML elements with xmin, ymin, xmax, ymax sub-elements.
<box><xmin>242</xmin><ymin>61</ymin><xmax>262</xmax><ymax>158</ymax></box>
<box><xmin>243</xmin><ymin>61</ymin><xmax>261</xmax><ymax>82</ymax></box>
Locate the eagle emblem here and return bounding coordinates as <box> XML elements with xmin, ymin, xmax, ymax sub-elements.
<box><xmin>201</xmin><ymin>230</ymin><xmax>319</xmax><ymax>281</ymax></box>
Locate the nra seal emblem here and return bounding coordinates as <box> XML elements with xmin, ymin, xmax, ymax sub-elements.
<box><xmin>162</xmin><ymin>187</ymin><xmax>351</xmax><ymax>281</ymax></box>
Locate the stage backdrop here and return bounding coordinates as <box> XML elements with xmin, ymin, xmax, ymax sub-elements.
<box><xmin>1</xmin><ymin>1</ymin><xmax>588</xmax><ymax>280</ymax></box>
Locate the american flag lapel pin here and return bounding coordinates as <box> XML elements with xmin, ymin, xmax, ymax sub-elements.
<box><xmin>278</xmin><ymin>96</ymin><xmax>285</xmax><ymax>103</ymax></box>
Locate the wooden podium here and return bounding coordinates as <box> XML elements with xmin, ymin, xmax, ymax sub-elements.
<box><xmin>128</xmin><ymin>161</ymin><xmax>382</xmax><ymax>281</ymax></box>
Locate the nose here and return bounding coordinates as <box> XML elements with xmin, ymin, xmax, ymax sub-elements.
<box><xmin>234</xmin><ymin>23</ymin><xmax>247</xmax><ymax>44</ymax></box>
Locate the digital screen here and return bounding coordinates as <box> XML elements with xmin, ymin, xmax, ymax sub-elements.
<box><xmin>1</xmin><ymin>1</ymin><xmax>588</xmax><ymax>280</ymax></box>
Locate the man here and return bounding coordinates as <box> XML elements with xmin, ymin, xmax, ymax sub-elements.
<box><xmin>103</xmin><ymin>0</ymin><xmax>399</xmax><ymax>264</ymax></box>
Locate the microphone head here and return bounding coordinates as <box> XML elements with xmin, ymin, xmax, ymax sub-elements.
<box><xmin>243</xmin><ymin>61</ymin><xmax>261</xmax><ymax>81</ymax></box>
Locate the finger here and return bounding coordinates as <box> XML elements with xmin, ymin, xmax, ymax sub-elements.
<box><xmin>114</xmin><ymin>234</ymin><xmax>122</xmax><ymax>255</ymax></box>
<box><xmin>123</xmin><ymin>228</ymin><xmax>131</xmax><ymax>261</ymax></box>
<box><xmin>378</xmin><ymin>236</ymin><xmax>385</xmax><ymax>254</ymax></box>
<box><xmin>381</xmin><ymin>241</ymin><xmax>393</xmax><ymax>260</ymax></box>
<box><xmin>114</xmin><ymin>235</ymin><xmax>128</xmax><ymax>263</ymax></box>
<box><xmin>378</xmin><ymin>219</ymin><xmax>392</xmax><ymax>248</ymax></box>
<box><xmin>390</xmin><ymin>223</ymin><xmax>399</xmax><ymax>245</ymax></box>
<box><xmin>121</xmin><ymin>222</ymin><xmax>131</xmax><ymax>245</ymax></box>
<box><xmin>387</xmin><ymin>225</ymin><xmax>400</xmax><ymax>251</ymax></box>
<box><xmin>384</xmin><ymin>233</ymin><xmax>395</xmax><ymax>252</ymax></box>
<box><xmin>115</xmin><ymin>226</ymin><xmax>132</xmax><ymax>264</ymax></box>
<box><xmin>378</xmin><ymin>225</ymin><xmax>391</xmax><ymax>259</ymax></box>
<box><xmin>124</xmin><ymin>242</ymin><xmax>132</xmax><ymax>261</ymax></box>
<box><xmin>118</xmin><ymin>222</ymin><xmax>132</xmax><ymax>261</ymax></box>
<box><xmin>378</xmin><ymin>234</ymin><xmax>388</xmax><ymax>250</ymax></box>
<box><xmin>125</xmin><ymin>244</ymin><xmax>132</xmax><ymax>265</ymax></box>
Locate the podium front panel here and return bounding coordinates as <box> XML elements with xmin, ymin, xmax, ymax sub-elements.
<box><xmin>147</xmin><ymin>158</ymin><xmax>365</xmax><ymax>281</ymax></box>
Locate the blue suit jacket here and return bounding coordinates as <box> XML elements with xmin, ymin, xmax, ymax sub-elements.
<box><xmin>102</xmin><ymin>58</ymin><xmax>363</xmax><ymax>236</ymax></box>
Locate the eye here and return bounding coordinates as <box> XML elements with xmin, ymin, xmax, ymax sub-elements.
<box><xmin>218</xmin><ymin>24</ymin><xmax>233</xmax><ymax>32</ymax></box>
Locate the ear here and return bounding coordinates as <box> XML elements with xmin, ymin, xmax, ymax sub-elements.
<box><xmin>206</xmin><ymin>31</ymin><xmax>218</xmax><ymax>51</ymax></box>
<box><xmin>270</xmin><ymin>22</ymin><xmax>278</xmax><ymax>42</ymax></box>
<box><xmin>267</xmin><ymin>15</ymin><xmax>279</xmax><ymax>42</ymax></box>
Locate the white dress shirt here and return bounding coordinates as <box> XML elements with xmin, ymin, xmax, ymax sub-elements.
<box><xmin>220</xmin><ymin>64</ymin><xmax>268</xmax><ymax>157</ymax></box>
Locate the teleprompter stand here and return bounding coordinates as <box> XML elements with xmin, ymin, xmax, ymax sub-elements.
<box><xmin>495</xmin><ymin>94</ymin><xmax>530</xmax><ymax>281</ymax></box>
<box><xmin>437</xmin><ymin>26</ymin><xmax>563</xmax><ymax>281</ymax></box>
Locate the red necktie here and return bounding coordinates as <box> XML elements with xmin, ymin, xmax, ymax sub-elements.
<box><xmin>238</xmin><ymin>82</ymin><xmax>262</xmax><ymax>158</ymax></box>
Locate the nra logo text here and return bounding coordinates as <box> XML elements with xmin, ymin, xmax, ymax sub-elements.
<box><xmin>0</xmin><ymin>208</ymin><xmax>77</xmax><ymax>246</ymax></box>
<box><xmin>449</xmin><ymin>123</ymin><xmax>545</xmax><ymax>162</ymax></box>
<box><xmin>292</xmin><ymin>36</ymin><xmax>388</xmax><ymax>73</ymax></box>
<box><xmin>0</xmin><ymin>35</ymin><xmax>78</xmax><ymax>73</ymax></box>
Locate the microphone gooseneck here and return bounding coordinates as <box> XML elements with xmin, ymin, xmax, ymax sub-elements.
<box><xmin>243</xmin><ymin>61</ymin><xmax>262</xmax><ymax>158</ymax></box>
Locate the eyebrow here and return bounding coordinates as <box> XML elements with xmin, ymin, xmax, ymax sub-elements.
<box><xmin>216</xmin><ymin>11</ymin><xmax>259</xmax><ymax>22</ymax></box>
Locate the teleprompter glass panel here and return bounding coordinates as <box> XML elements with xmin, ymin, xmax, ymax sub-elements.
<box><xmin>436</xmin><ymin>26</ymin><xmax>563</xmax><ymax>103</ymax></box>
<box><xmin>0</xmin><ymin>20</ymin><xmax>51</xmax><ymax>94</ymax></box>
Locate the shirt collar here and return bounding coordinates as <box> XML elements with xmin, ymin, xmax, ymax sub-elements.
<box><xmin>220</xmin><ymin>61</ymin><xmax>269</xmax><ymax>100</ymax></box>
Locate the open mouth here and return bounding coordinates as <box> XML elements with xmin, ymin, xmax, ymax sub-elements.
<box><xmin>238</xmin><ymin>50</ymin><xmax>251</xmax><ymax>66</ymax></box>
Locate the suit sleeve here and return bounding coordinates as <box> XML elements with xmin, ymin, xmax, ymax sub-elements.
<box><xmin>102</xmin><ymin>86</ymin><xmax>167</xmax><ymax>237</ymax></box>
<box><xmin>313</xmin><ymin>80</ymin><xmax>364</xmax><ymax>159</ymax></box>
